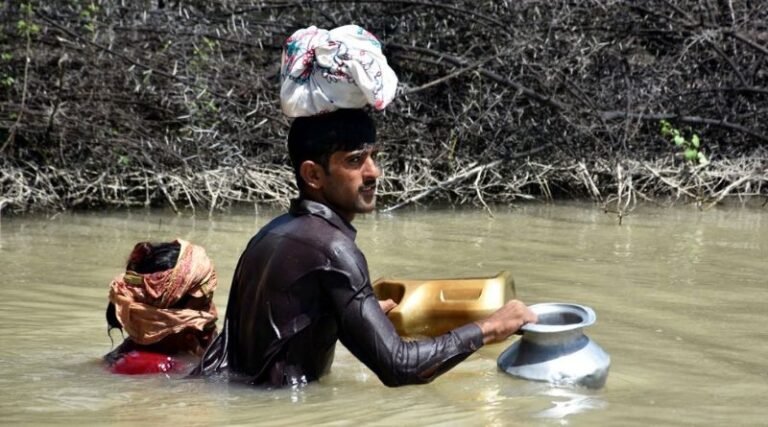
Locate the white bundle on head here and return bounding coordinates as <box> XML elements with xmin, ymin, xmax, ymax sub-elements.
<box><xmin>280</xmin><ymin>25</ymin><xmax>399</xmax><ymax>117</ymax></box>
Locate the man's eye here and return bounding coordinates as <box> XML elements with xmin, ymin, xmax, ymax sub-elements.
<box><xmin>348</xmin><ymin>156</ymin><xmax>362</xmax><ymax>164</ymax></box>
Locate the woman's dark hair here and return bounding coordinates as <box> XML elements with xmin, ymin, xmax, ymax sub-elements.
<box><xmin>126</xmin><ymin>241</ymin><xmax>181</xmax><ymax>274</ymax></box>
<box><xmin>106</xmin><ymin>241</ymin><xmax>182</xmax><ymax>330</ymax></box>
<box><xmin>287</xmin><ymin>108</ymin><xmax>376</xmax><ymax>190</ymax></box>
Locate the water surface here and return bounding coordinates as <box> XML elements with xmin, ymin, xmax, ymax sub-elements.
<box><xmin>0</xmin><ymin>203</ymin><xmax>765</xmax><ymax>426</ymax></box>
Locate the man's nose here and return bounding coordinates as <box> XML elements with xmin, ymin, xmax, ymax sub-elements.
<box><xmin>363</xmin><ymin>156</ymin><xmax>381</xmax><ymax>179</ymax></box>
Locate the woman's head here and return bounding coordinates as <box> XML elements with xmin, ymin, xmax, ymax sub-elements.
<box><xmin>106</xmin><ymin>241</ymin><xmax>182</xmax><ymax>330</ymax></box>
<box><xmin>106</xmin><ymin>239</ymin><xmax>218</xmax><ymax>355</ymax></box>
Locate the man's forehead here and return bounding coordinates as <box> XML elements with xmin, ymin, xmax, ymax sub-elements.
<box><xmin>339</xmin><ymin>143</ymin><xmax>379</xmax><ymax>155</ymax></box>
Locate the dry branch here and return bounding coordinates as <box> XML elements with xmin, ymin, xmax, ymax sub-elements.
<box><xmin>0</xmin><ymin>1</ymin><xmax>766</xmax><ymax>214</ymax></box>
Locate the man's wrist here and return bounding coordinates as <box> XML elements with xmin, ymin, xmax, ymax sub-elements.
<box><xmin>475</xmin><ymin>320</ymin><xmax>498</xmax><ymax>345</ymax></box>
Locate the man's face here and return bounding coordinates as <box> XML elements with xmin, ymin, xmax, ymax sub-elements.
<box><xmin>319</xmin><ymin>145</ymin><xmax>381</xmax><ymax>221</ymax></box>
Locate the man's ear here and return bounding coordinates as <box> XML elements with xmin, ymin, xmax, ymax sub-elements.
<box><xmin>299</xmin><ymin>160</ymin><xmax>325</xmax><ymax>190</ymax></box>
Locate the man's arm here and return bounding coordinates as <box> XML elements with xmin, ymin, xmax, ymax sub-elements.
<box><xmin>321</xmin><ymin>270</ymin><xmax>535</xmax><ymax>387</ymax></box>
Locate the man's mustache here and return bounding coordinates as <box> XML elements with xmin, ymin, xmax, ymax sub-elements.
<box><xmin>359</xmin><ymin>179</ymin><xmax>377</xmax><ymax>191</ymax></box>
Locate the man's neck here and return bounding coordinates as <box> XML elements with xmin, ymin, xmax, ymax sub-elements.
<box><xmin>299</xmin><ymin>192</ymin><xmax>355</xmax><ymax>223</ymax></box>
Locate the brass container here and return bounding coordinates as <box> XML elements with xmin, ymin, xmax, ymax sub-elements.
<box><xmin>372</xmin><ymin>271</ymin><xmax>516</xmax><ymax>337</ymax></box>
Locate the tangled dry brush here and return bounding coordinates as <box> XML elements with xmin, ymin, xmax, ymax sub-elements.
<box><xmin>1</xmin><ymin>0</ymin><xmax>767</xmax><ymax>215</ymax></box>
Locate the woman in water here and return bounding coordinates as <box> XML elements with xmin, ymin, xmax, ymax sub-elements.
<box><xmin>104</xmin><ymin>239</ymin><xmax>218</xmax><ymax>374</ymax></box>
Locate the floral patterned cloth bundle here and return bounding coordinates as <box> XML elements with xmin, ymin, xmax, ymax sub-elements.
<box><xmin>280</xmin><ymin>25</ymin><xmax>399</xmax><ymax>117</ymax></box>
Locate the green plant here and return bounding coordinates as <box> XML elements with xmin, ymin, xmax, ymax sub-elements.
<box><xmin>192</xmin><ymin>37</ymin><xmax>219</xmax><ymax>63</ymax></box>
<box><xmin>1</xmin><ymin>52</ymin><xmax>13</xmax><ymax>88</ymax></box>
<box><xmin>117</xmin><ymin>155</ymin><xmax>131</xmax><ymax>167</ymax></box>
<box><xmin>659</xmin><ymin>120</ymin><xmax>708</xmax><ymax>165</ymax></box>
<box><xmin>17</xmin><ymin>3</ymin><xmax>41</xmax><ymax>37</ymax></box>
<box><xmin>4</xmin><ymin>2</ymin><xmax>37</xmax><ymax>152</ymax></box>
<box><xmin>80</xmin><ymin>2</ymin><xmax>99</xmax><ymax>33</ymax></box>
<box><xmin>205</xmin><ymin>99</ymin><xmax>219</xmax><ymax>113</ymax></box>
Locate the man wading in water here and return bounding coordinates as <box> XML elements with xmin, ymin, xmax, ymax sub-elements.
<box><xmin>191</xmin><ymin>25</ymin><xmax>537</xmax><ymax>387</ymax></box>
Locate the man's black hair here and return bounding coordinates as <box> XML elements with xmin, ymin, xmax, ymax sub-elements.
<box><xmin>287</xmin><ymin>108</ymin><xmax>376</xmax><ymax>190</ymax></box>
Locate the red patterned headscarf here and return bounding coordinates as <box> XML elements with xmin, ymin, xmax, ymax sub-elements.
<box><xmin>108</xmin><ymin>239</ymin><xmax>218</xmax><ymax>346</ymax></box>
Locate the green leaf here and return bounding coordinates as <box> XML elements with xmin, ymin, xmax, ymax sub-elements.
<box><xmin>659</xmin><ymin>120</ymin><xmax>671</xmax><ymax>135</ymax></box>
<box><xmin>691</xmin><ymin>134</ymin><xmax>700</xmax><ymax>148</ymax></box>
<box><xmin>684</xmin><ymin>149</ymin><xmax>698</xmax><ymax>161</ymax></box>
<box><xmin>673</xmin><ymin>135</ymin><xmax>685</xmax><ymax>146</ymax></box>
<box><xmin>697</xmin><ymin>152</ymin><xmax>708</xmax><ymax>164</ymax></box>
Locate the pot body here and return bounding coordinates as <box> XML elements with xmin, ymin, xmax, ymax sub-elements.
<box><xmin>497</xmin><ymin>303</ymin><xmax>610</xmax><ymax>389</ymax></box>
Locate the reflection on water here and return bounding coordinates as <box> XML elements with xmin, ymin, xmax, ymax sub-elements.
<box><xmin>0</xmin><ymin>203</ymin><xmax>766</xmax><ymax>425</ymax></box>
<box><xmin>534</xmin><ymin>388</ymin><xmax>607</xmax><ymax>419</ymax></box>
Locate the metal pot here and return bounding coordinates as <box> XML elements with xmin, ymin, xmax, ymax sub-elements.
<box><xmin>497</xmin><ymin>303</ymin><xmax>610</xmax><ymax>389</ymax></box>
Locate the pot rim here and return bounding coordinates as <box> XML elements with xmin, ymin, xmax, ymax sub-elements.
<box><xmin>521</xmin><ymin>302</ymin><xmax>596</xmax><ymax>333</ymax></box>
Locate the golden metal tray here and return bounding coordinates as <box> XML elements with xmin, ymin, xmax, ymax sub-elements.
<box><xmin>372</xmin><ymin>271</ymin><xmax>516</xmax><ymax>337</ymax></box>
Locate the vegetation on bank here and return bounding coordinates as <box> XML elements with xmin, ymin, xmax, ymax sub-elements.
<box><xmin>1</xmin><ymin>1</ymin><xmax>766</xmax><ymax>217</ymax></box>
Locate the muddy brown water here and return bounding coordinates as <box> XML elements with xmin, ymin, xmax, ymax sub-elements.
<box><xmin>0</xmin><ymin>203</ymin><xmax>765</xmax><ymax>426</ymax></box>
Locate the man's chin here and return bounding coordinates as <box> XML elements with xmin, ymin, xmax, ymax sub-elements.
<box><xmin>355</xmin><ymin>196</ymin><xmax>377</xmax><ymax>214</ymax></box>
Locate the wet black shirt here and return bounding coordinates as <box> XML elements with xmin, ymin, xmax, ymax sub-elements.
<box><xmin>192</xmin><ymin>198</ymin><xmax>484</xmax><ymax>387</ymax></box>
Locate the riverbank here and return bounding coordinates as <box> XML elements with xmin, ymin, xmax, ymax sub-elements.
<box><xmin>2</xmin><ymin>150</ymin><xmax>766</xmax><ymax>217</ymax></box>
<box><xmin>2</xmin><ymin>1</ymin><xmax>767</xmax><ymax>214</ymax></box>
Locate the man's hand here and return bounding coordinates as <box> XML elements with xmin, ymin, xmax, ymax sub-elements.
<box><xmin>475</xmin><ymin>300</ymin><xmax>537</xmax><ymax>345</ymax></box>
<box><xmin>378</xmin><ymin>298</ymin><xmax>397</xmax><ymax>314</ymax></box>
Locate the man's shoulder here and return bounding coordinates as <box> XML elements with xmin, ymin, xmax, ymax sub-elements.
<box><xmin>259</xmin><ymin>212</ymin><xmax>357</xmax><ymax>255</ymax></box>
<box><xmin>292</xmin><ymin>214</ymin><xmax>357</xmax><ymax>252</ymax></box>
<box><xmin>261</xmin><ymin>214</ymin><xmax>362</xmax><ymax>279</ymax></box>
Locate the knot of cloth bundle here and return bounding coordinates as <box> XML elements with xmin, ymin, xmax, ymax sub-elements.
<box><xmin>280</xmin><ymin>24</ymin><xmax>399</xmax><ymax>117</ymax></box>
